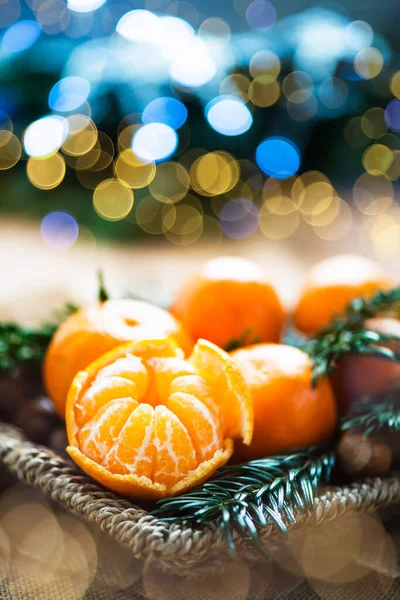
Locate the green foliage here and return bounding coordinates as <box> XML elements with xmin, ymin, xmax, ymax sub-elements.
<box><xmin>342</xmin><ymin>401</ymin><xmax>400</xmax><ymax>436</ymax></box>
<box><xmin>97</xmin><ymin>270</ymin><xmax>109</xmax><ymax>302</ymax></box>
<box><xmin>154</xmin><ymin>448</ymin><xmax>336</xmax><ymax>554</ymax></box>
<box><xmin>224</xmin><ymin>328</ymin><xmax>261</xmax><ymax>352</ymax></box>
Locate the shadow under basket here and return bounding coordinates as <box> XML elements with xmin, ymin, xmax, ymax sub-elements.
<box><xmin>1</xmin><ymin>422</ymin><xmax>400</xmax><ymax>576</ymax></box>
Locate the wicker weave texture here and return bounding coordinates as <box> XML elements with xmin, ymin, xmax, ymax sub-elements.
<box><xmin>1</xmin><ymin>423</ymin><xmax>400</xmax><ymax>574</ymax></box>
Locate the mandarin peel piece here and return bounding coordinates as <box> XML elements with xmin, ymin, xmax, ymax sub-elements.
<box><xmin>66</xmin><ymin>337</ymin><xmax>252</xmax><ymax>499</ymax></box>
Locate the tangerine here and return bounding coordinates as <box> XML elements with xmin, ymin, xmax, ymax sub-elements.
<box><xmin>44</xmin><ymin>300</ymin><xmax>193</xmax><ymax>417</ymax></box>
<box><xmin>293</xmin><ymin>254</ymin><xmax>392</xmax><ymax>335</ymax></box>
<box><xmin>66</xmin><ymin>337</ymin><xmax>253</xmax><ymax>498</ymax></box>
<box><xmin>170</xmin><ymin>257</ymin><xmax>285</xmax><ymax>350</ymax></box>
<box><xmin>230</xmin><ymin>344</ymin><xmax>337</xmax><ymax>461</ymax></box>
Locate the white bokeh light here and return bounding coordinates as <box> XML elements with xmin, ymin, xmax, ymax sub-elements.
<box><xmin>24</xmin><ymin>116</ymin><xmax>69</xmax><ymax>158</ymax></box>
<box><xmin>206</xmin><ymin>96</ymin><xmax>253</xmax><ymax>136</ymax></box>
<box><xmin>132</xmin><ymin>123</ymin><xmax>178</xmax><ymax>162</ymax></box>
<box><xmin>67</xmin><ymin>0</ymin><xmax>107</xmax><ymax>13</ymax></box>
<box><xmin>169</xmin><ymin>37</ymin><xmax>216</xmax><ymax>88</ymax></box>
<box><xmin>116</xmin><ymin>10</ymin><xmax>161</xmax><ymax>44</ymax></box>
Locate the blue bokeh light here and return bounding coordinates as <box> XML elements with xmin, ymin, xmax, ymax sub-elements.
<box><xmin>385</xmin><ymin>100</ymin><xmax>400</xmax><ymax>132</ymax></box>
<box><xmin>142</xmin><ymin>97</ymin><xmax>187</xmax><ymax>130</ymax></box>
<box><xmin>256</xmin><ymin>137</ymin><xmax>301</xmax><ymax>178</ymax></box>
<box><xmin>49</xmin><ymin>76</ymin><xmax>91</xmax><ymax>112</ymax></box>
<box><xmin>206</xmin><ymin>96</ymin><xmax>253</xmax><ymax>136</ymax></box>
<box><xmin>2</xmin><ymin>20</ymin><xmax>42</xmax><ymax>54</ymax></box>
<box><xmin>132</xmin><ymin>123</ymin><xmax>178</xmax><ymax>162</ymax></box>
<box><xmin>41</xmin><ymin>212</ymin><xmax>79</xmax><ymax>250</ymax></box>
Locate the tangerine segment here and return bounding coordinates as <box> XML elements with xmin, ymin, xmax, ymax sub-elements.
<box><xmin>44</xmin><ymin>299</ymin><xmax>193</xmax><ymax>417</ymax></box>
<box><xmin>66</xmin><ymin>337</ymin><xmax>252</xmax><ymax>498</ymax></box>
<box><xmin>293</xmin><ymin>254</ymin><xmax>393</xmax><ymax>335</ymax></box>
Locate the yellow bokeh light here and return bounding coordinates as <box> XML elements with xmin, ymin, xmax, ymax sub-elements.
<box><xmin>292</xmin><ymin>171</ymin><xmax>333</xmax><ymax>214</ymax></box>
<box><xmin>262</xmin><ymin>176</ymin><xmax>301</xmax><ymax>214</ymax></box>
<box><xmin>362</xmin><ymin>144</ymin><xmax>394</xmax><ymax>176</ymax></box>
<box><xmin>361</xmin><ymin>107</ymin><xmax>387</xmax><ymax>138</ymax></box>
<box><xmin>390</xmin><ymin>71</ymin><xmax>400</xmax><ymax>99</ymax></box>
<box><xmin>248</xmin><ymin>77</ymin><xmax>280</xmax><ymax>107</ymax></box>
<box><xmin>93</xmin><ymin>178</ymin><xmax>134</xmax><ymax>221</ymax></box>
<box><xmin>76</xmin><ymin>163</ymin><xmax>114</xmax><ymax>190</ymax></box>
<box><xmin>27</xmin><ymin>153</ymin><xmax>66</xmax><ymax>190</ymax></box>
<box><xmin>114</xmin><ymin>149</ymin><xmax>156</xmax><ymax>189</ymax></box>
<box><xmin>117</xmin><ymin>124</ymin><xmax>142</xmax><ymax>153</ymax></box>
<box><xmin>190</xmin><ymin>151</ymin><xmax>239</xmax><ymax>197</ymax></box>
<box><xmin>210</xmin><ymin>182</ymin><xmax>253</xmax><ymax>218</ymax></box>
<box><xmin>353</xmin><ymin>172</ymin><xmax>393</xmax><ymax>215</ymax></box>
<box><xmin>385</xmin><ymin>149</ymin><xmax>400</xmax><ymax>181</ymax></box>
<box><xmin>62</xmin><ymin>115</ymin><xmax>98</xmax><ymax>156</ymax></box>
<box><xmin>354</xmin><ymin>48</ymin><xmax>384</xmax><ymax>80</ymax></box>
<box><xmin>149</xmin><ymin>161</ymin><xmax>190</xmax><ymax>203</ymax></box>
<box><xmin>135</xmin><ymin>196</ymin><xmax>176</xmax><ymax>235</ymax></box>
<box><xmin>164</xmin><ymin>202</ymin><xmax>203</xmax><ymax>246</ymax></box>
<box><xmin>313</xmin><ymin>198</ymin><xmax>352</xmax><ymax>241</ymax></box>
<box><xmin>282</xmin><ymin>71</ymin><xmax>313</xmax><ymax>104</ymax></box>
<box><xmin>302</xmin><ymin>195</ymin><xmax>341</xmax><ymax>227</ymax></box>
<box><xmin>344</xmin><ymin>117</ymin><xmax>370</xmax><ymax>147</ymax></box>
<box><xmin>249</xmin><ymin>50</ymin><xmax>280</xmax><ymax>81</ymax></box>
<box><xmin>0</xmin><ymin>132</ymin><xmax>21</xmax><ymax>170</ymax></box>
<box><xmin>365</xmin><ymin>209</ymin><xmax>400</xmax><ymax>256</ymax></box>
<box><xmin>259</xmin><ymin>204</ymin><xmax>300</xmax><ymax>240</ymax></box>
<box><xmin>220</xmin><ymin>74</ymin><xmax>250</xmax><ymax>103</ymax></box>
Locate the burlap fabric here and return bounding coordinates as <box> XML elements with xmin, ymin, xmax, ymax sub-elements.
<box><xmin>1</xmin><ymin>422</ymin><xmax>400</xmax><ymax>599</ymax></box>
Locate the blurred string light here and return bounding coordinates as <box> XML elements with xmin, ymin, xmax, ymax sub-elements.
<box><xmin>27</xmin><ymin>153</ymin><xmax>66</xmax><ymax>190</ymax></box>
<box><xmin>0</xmin><ymin>132</ymin><xmax>21</xmax><ymax>170</ymax></box>
<box><xmin>142</xmin><ymin>97</ymin><xmax>187</xmax><ymax>130</ymax></box>
<box><xmin>40</xmin><ymin>211</ymin><xmax>79</xmax><ymax>250</ymax></box>
<box><xmin>190</xmin><ymin>151</ymin><xmax>240</xmax><ymax>196</ymax></box>
<box><xmin>256</xmin><ymin>137</ymin><xmax>300</xmax><ymax>178</ymax></box>
<box><xmin>24</xmin><ymin>116</ymin><xmax>69</xmax><ymax>158</ymax></box>
<box><xmin>132</xmin><ymin>123</ymin><xmax>178</xmax><ymax>162</ymax></box>
<box><xmin>362</xmin><ymin>144</ymin><xmax>394</xmax><ymax>176</ymax></box>
<box><xmin>205</xmin><ymin>96</ymin><xmax>253</xmax><ymax>136</ymax></box>
<box><xmin>219</xmin><ymin>198</ymin><xmax>259</xmax><ymax>239</ymax></box>
<box><xmin>390</xmin><ymin>72</ymin><xmax>400</xmax><ymax>99</ymax></box>
<box><xmin>114</xmin><ymin>149</ymin><xmax>156</xmax><ymax>189</ymax></box>
<box><xmin>148</xmin><ymin>161</ymin><xmax>190</xmax><ymax>203</ymax></box>
<box><xmin>49</xmin><ymin>77</ymin><xmax>91</xmax><ymax>112</ymax></box>
<box><xmin>93</xmin><ymin>178</ymin><xmax>134</xmax><ymax>221</ymax></box>
<box><xmin>2</xmin><ymin>20</ymin><xmax>41</xmax><ymax>53</ymax></box>
<box><xmin>0</xmin><ymin>0</ymin><xmax>21</xmax><ymax>29</ymax></box>
<box><xmin>245</xmin><ymin>0</ymin><xmax>276</xmax><ymax>30</ymax></box>
<box><xmin>354</xmin><ymin>47</ymin><xmax>384</xmax><ymax>79</ymax></box>
<box><xmin>385</xmin><ymin>100</ymin><xmax>400</xmax><ymax>132</ymax></box>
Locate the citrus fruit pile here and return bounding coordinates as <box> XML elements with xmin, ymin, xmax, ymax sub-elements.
<box><xmin>43</xmin><ymin>253</ymin><xmax>395</xmax><ymax>498</ymax></box>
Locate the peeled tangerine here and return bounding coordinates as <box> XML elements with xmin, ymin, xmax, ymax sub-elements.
<box><xmin>231</xmin><ymin>344</ymin><xmax>337</xmax><ymax>461</ymax></box>
<box><xmin>44</xmin><ymin>299</ymin><xmax>193</xmax><ymax>417</ymax></box>
<box><xmin>66</xmin><ymin>337</ymin><xmax>253</xmax><ymax>499</ymax></box>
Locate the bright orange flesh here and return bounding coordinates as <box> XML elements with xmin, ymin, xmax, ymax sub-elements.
<box><xmin>171</xmin><ymin>257</ymin><xmax>285</xmax><ymax>350</ymax></box>
<box><xmin>293</xmin><ymin>254</ymin><xmax>393</xmax><ymax>335</ymax></box>
<box><xmin>66</xmin><ymin>337</ymin><xmax>252</xmax><ymax>499</ymax></box>
<box><xmin>231</xmin><ymin>344</ymin><xmax>337</xmax><ymax>461</ymax></box>
<box><xmin>44</xmin><ymin>299</ymin><xmax>193</xmax><ymax>417</ymax></box>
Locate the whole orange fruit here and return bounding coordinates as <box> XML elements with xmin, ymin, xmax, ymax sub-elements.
<box><xmin>66</xmin><ymin>337</ymin><xmax>253</xmax><ymax>498</ymax></box>
<box><xmin>171</xmin><ymin>257</ymin><xmax>285</xmax><ymax>350</ymax></box>
<box><xmin>230</xmin><ymin>344</ymin><xmax>337</xmax><ymax>461</ymax></box>
<box><xmin>293</xmin><ymin>254</ymin><xmax>393</xmax><ymax>335</ymax></box>
<box><xmin>44</xmin><ymin>299</ymin><xmax>193</xmax><ymax>417</ymax></box>
<box><xmin>331</xmin><ymin>317</ymin><xmax>400</xmax><ymax>412</ymax></box>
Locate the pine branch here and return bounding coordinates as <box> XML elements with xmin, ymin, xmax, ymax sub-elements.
<box><xmin>342</xmin><ymin>401</ymin><xmax>400</xmax><ymax>436</ymax></box>
<box><xmin>301</xmin><ymin>286</ymin><xmax>400</xmax><ymax>384</ymax></box>
<box><xmin>153</xmin><ymin>447</ymin><xmax>336</xmax><ymax>554</ymax></box>
<box><xmin>97</xmin><ymin>270</ymin><xmax>109</xmax><ymax>302</ymax></box>
<box><xmin>224</xmin><ymin>328</ymin><xmax>261</xmax><ymax>352</ymax></box>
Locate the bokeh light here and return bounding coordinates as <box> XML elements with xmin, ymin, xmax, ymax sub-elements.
<box><xmin>354</xmin><ymin>47</ymin><xmax>384</xmax><ymax>79</ymax></box>
<box><xmin>135</xmin><ymin>195</ymin><xmax>176</xmax><ymax>235</ymax></box>
<box><xmin>2</xmin><ymin>20</ymin><xmax>41</xmax><ymax>53</ymax></box>
<box><xmin>259</xmin><ymin>202</ymin><xmax>300</xmax><ymax>239</ymax></box>
<box><xmin>142</xmin><ymin>97</ymin><xmax>187</xmax><ymax>130</ymax></box>
<box><xmin>283</xmin><ymin>71</ymin><xmax>313</xmax><ymax>104</ymax></box>
<box><xmin>24</xmin><ymin>116</ymin><xmax>69</xmax><ymax>158</ymax></box>
<box><xmin>353</xmin><ymin>172</ymin><xmax>393</xmax><ymax>215</ymax></box>
<box><xmin>206</xmin><ymin>97</ymin><xmax>253</xmax><ymax>136</ymax></box>
<box><xmin>345</xmin><ymin>20</ymin><xmax>374</xmax><ymax>51</ymax></box>
<box><xmin>67</xmin><ymin>0</ymin><xmax>107</xmax><ymax>13</ymax></box>
<box><xmin>361</xmin><ymin>107</ymin><xmax>387</xmax><ymax>138</ymax></box>
<box><xmin>198</xmin><ymin>17</ymin><xmax>231</xmax><ymax>46</ymax></box>
<box><xmin>318</xmin><ymin>78</ymin><xmax>348</xmax><ymax>109</ymax></box>
<box><xmin>219</xmin><ymin>74</ymin><xmax>250</xmax><ymax>102</ymax></box>
<box><xmin>40</xmin><ymin>211</ymin><xmax>78</xmax><ymax>250</ymax></box>
<box><xmin>49</xmin><ymin>76</ymin><xmax>90</xmax><ymax>112</ymax></box>
<box><xmin>0</xmin><ymin>132</ymin><xmax>21</xmax><ymax>170</ymax></box>
<box><xmin>148</xmin><ymin>161</ymin><xmax>190</xmax><ymax>203</ymax></box>
<box><xmin>245</xmin><ymin>0</ymin><xmax>276</xmax><ymax>30</ymax></box>
<box><xmin>220</xmin><ymin>198</ymin><xmax>259</xmax><ymax>239</ymax></box>
<box><xmin>249</xmin><ymin>77</ymin><xmax>280</xmax><ymax>107</ymax></box>
<box><xmin>256</xmin><ymin>137</ymin><xmax>300</xmax><ymax>178</ymax></box>
<box><xmin>385</xmin><ymin>100</ymin><xmax>400</xmax><ymax>132</ymax></box>
<box><xmin>114</xmin><ymin>149</ymin><xmax>156</xmax><ymax>189</ymax></box>
<box><xmin>362</xmin><ymin>144</ymin><xmax>394</xmax><ymax>176</ymax></box>
<box><xmin>0</xmin><ymin>0</ymin><xmax>21</xmax><ymax>28</ymax></box>
<box><xmin>249</xmin><ymin>50</ymin><xmax>280</xmax><ymax>80</ymax></box>
<box><xmin>390</xmin><ymin>71</ymin><xmax>400</xmax><ymax>99</ymax></box>
<box><xmin>27</xmin><ymin>153</ymin><xmax>66</xmax><ymax>189</ymax></box>
<box><xmin>62</xmin><ymin>115</ymin><xmax>97</xmax><ymax>156</ymax></box>
<box><xmin>93</xmin><ymin>178</ymin><xmax>134</xmax><ymax>221</ymax></box>
<box><xmin>132</xmin><ymin>123</ymin><xmax>178</xmax><ymax>162</ymax></box>
<box><xmin>191</xmin><ymin>151</ymin><xmax>240</xmax><ymax>196</ymax></box>
<box><xmin>169</xmin><ymin>36</ymin><xmax>216</xmax><ymax>88</ymax></box>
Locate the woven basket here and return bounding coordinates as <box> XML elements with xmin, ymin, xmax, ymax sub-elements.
<box><xmin>1</xmin><ymin>423</ymin><xmax>400</xmax><ymax>576</ymax></box>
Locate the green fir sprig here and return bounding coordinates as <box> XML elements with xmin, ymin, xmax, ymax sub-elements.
<box><xmin>342</xmin><ymin>401</ymin><xmax>400</xmax><ymax>436</ymax></box>
<box><xmin>303</xmin><ymin>286</ymin><xmax>400</xmax><ymax>384</ymax></box>
<box><xmin>154</xmin><ymin>448</ymin><xmax>335</xmax><ymax>553</ymax></box>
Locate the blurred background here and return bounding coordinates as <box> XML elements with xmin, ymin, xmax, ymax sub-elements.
<box><xmin>0</xmin><ymin>0</ymin><xmax>400</xmax><ymax>318</ymax></box>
